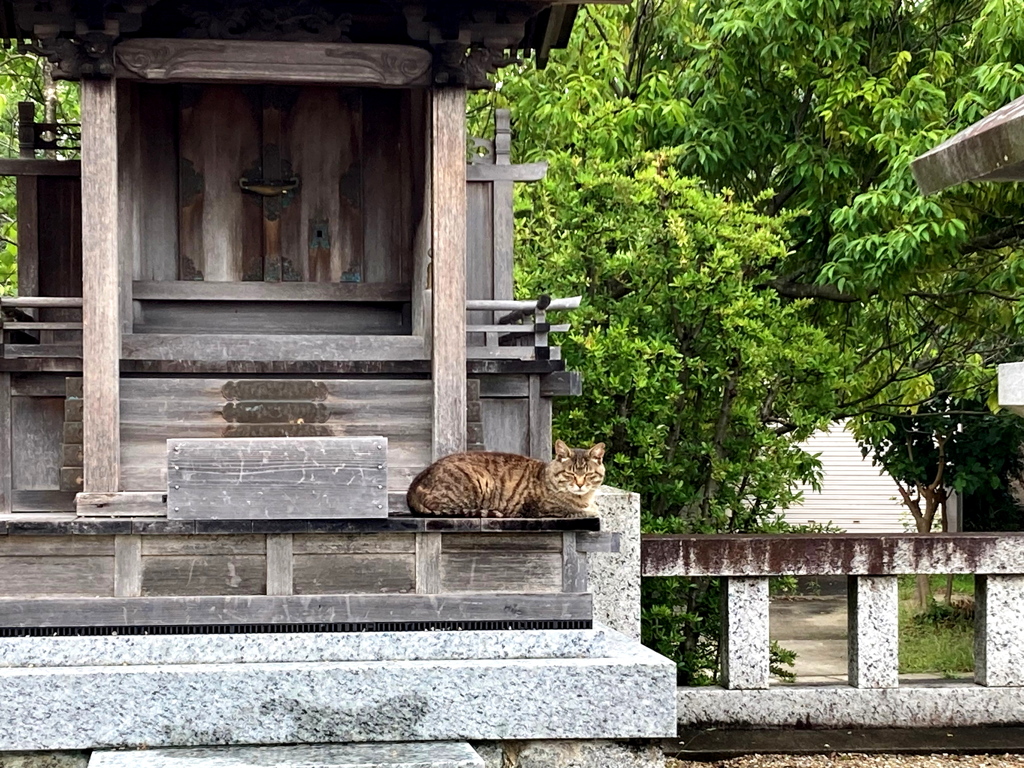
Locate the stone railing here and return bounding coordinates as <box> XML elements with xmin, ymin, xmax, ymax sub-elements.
<box><xmin>642</xmin><ymin>533</ymin><xmax>1024</xmax><ymax>729</ymax></box>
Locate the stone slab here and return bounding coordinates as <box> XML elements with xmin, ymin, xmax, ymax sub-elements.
<box><xmin>0</xmin><ymin>628</ymin><xmax>612</xmax><ymax>668</ymax></box>
<box><xmin>975</xmin><ymin>574</ymin><xmax>1024</xmax><ymax>686</ymax></box>
<box><xmin>677</xmin><ymin>681</ymin><xmax>1024</xmax><ymax>729</ymax></box>
<box><xmin>998</xmin><ymin>362</ymin><xmax>1024</xmax><ymax>418</ymax></box>
<box><xmin>89</xmin><ymin>743</ymin><xmax>483</xmax><ymax>768</ymax></box>
<box><xmin>847</xmin><ymin>576</ymin><xmax>898</xmax><ymax>688</ymax></box>
<box><xmin>0</xmin><ymin>629</ymin><xmax>676</xmax><ymax>750</ymax></box>
<box><xmin>473</xmin><ymin>741</ymin><xmax>664</xmax><ymax>768</ymax></box>
<box><xmin>589</xmin><ymin>488</ymin><xmax>640</xmax><ymax>640</ymax></box>
<box><xmin>721</xmin><ymin>577</ymin><xmax>769</xmax><ymax>690</ymax></box>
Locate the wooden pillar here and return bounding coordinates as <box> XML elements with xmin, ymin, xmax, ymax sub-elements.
<box><xmin>81</xmin><ymin>79</ymin><xmax>121</xmax><ymax>493</ymax></box>
<box><xmin>431</xmin><ymin>86</ymin><xmax>467</xmax><ymax>459</ymax></box>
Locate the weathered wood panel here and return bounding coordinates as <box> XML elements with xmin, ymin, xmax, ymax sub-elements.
<box><xmin>441</xmin><ymin>533</ymin><xmax>562</xmax><ymax>552</ymax></box>
<box><xmin>121</xmin><ymin>333</ymin><xmax>427</xmax><ymax>362</ymax></box>
<box><xmin>266</xmin><ymin>534</ymin><xmax>293</xmax><ymax>595</ymax></box>
<box><xmin>141</xmin><ymin>535</ymin><xmax>267</xmax><ymax>556</ymax></box>
<box><xmin>363</xmin><ymin>90</ymin><xmax>409</xmax><ymax>285</ymax></box>
<box><xmin>465</xmin><ymin>181</ymin><xmax>494</xmax><ymax>346</ymax></box>
<box><xmin>114</xmin><ymin>534</ymin><xmax>143</xmax><ymax>597</ymax></box>
<box><xmin>80</xmin><ymin>80</ymin><xmax>121</xmax><ymax>493</ymax></box>
<box><xmin>0</xmin><ymin>536</ymin><xmax>115</xmax><ymax>557</ymax></box>
<box><xmin>115</xmin><ymin>40</ymin><xmax>433</xmax><ymax>87</ymax></box>
<box><xmin>141</xmin><ymin>555</ymin><xmax>267</xmax><ymax>596</ymax></box>
<box><xmin>292</xmin><ymin>533</ymin><xmax>414</xmax><ymax>554</ymax></box>
<box><xmin>117</xmin><ymin>79</ymin><xmax>140</xmax><ymax>336</ymax></box>
<box><xmin>415</xmin><ymin>532</ymin><xmax>441</xmax><ymax>594</ymax></box>
<box><xmin>11</xmin><ymin>395</ymin><xmax>63</xmax><ymax>489</ymax></box>
<box><xmin>0</xmin><ymin>374</ymin><xmax>10</xmax><ymax>513</ymax></box>
<box><xmin>179</xmin><ymin>85</ymin><xmax>262</xmax><ymax>281</ymax></box>
<box><xmin>136</xmin><ymin>85</ymin><xmax>179</xmax><ymax>282</ymax></box>
<box><xmin>279</xmin><ymin>87</ymin><xmax>357</xmax><ymax>282</ymax></box>
<box><xmin>0</xmin><ymin>159</ymin><xmax>81</xmax><ymax>176</ymax></box>
<box><xmin>132</xmin><ymin>281</ymin><xmax>408</xmax><ymax>302</ymax></box>
<box><xmin>440</xmin><ymin>552</ymin><xmax>563</xmax><ymax>593</ymax></box>
<box><xmin>481</xmin><ymin>399</ymin><xmax>529</xmax><ymax>455</ymax></box>
<box><xmin>0</xmin><ymin>557</ymin><xmax>114</xmax><ymax>597</ymax></box>
<box><xmin>432</xmin><ymin>87</ymin><xmax>467</xmax><ymax>458</ymax></box>
<box><xmin>76</xmin><ymin>491</ymin><xmax>166</xmax><ymax>517</ymax></box>
<box><xmin>0</xmin><ymin>592</ymin><xmax>593</xmax><ymax>627</ymax></box>
<box><xmin>562</xmin><ymin>531</ymin><xmax>586</xmax><ymax>593</ymax></box>
<box><xmin>119</xmin><ymin>378</ymin><xmax>430</xmax><ymax>494</ymax></box>
<box><xmin>10</xmin><ymin>490</ymin><xmax>76</xmax><ymax>511</ymax></box>
<box><xmin>166</xmin><ymin>437</ymin><xmax>388</xmax><ymax>519</ymax></box>
<box><xmin>292</xmin><ymin>553</ymin><xmax>414</xmax><ymax>594</ymax></box>
<box><xmin>16</xmin><ymin>176</ymin><xmax>38</xmax><ymax>298</ymax></box>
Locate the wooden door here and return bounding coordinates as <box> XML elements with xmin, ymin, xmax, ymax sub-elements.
<box><xmin>178</xmin><ymin>85</ymin><xmax>410</xmax><ymax>286</ymax></box>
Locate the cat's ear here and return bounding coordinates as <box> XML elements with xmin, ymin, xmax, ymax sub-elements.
<box><xmin>587</xmin><ymin>443</ymin><xmax>606</xmax><ymax>462</ymax></box>
<box><xmin>554</xmin><ymin>439</ymin><xmax>572</xmax><ymax>459</ymax></box>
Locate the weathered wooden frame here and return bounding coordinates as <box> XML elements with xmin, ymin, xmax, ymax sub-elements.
<box><xmin>114</xmin><ymin>40</ymin><xmax>433</xmax><ymax>87</ymax></box>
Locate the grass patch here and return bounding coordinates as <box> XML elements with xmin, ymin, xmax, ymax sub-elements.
<box><xmin>897</xmin><ymin>575</ymin><xmax>974</xmax><ymax>677</ymax></box>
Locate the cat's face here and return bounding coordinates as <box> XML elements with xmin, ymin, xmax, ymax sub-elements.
<box><xmin>548</xmin><ymin>440</ymin><xmax>606</xmax><ymax>495</ymax></box>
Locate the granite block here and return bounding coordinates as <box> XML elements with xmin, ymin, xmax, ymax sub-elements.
<box><xmin>89</xmin><ymin>743</ymin><xmax>483</xmax><ymax>768</ymax></box>
<box><xmin>975</xmin><ymin>574</ymin><xmax>1024</xmax><ymax>686</ymax></box>
<box><xmin>0</xmin><ymin>629</ymin><xmax>676</xmax><ymax>750</ymax></box>
<box><xmin>848</xmin><ymin>575</ymin><xmax>899</xmax><ymax>688</ymax></box>
<box><xmin>587</xmin><ymin>488</ymin><xmax>639</xmax><ymax>640</ymax></box>
<box><xmin>677</xmin><ymin>681</ymin><xmax>1024</xmax><ymax>728</ymax></box>
<box><xmin>720</xmin><ymin>577</ymin><xmax>769</xmax><ymax>690</ymax></box>
<box><xmin>473</xmin><ymin>741</ymin><xmax>664</xmax><ymax>768</ymax></box>
<box><xmin>0</xmin><ymin>754</ymin><xmax>86</xmax><ymax>768</ymax></box>
<box><xmin>0</xmin><ymin>627</ymin><xmax>613</xmax><ymax>668</ymax></box>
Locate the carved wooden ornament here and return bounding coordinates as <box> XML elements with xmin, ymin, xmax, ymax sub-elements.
<box><xmin>114</xmin><ymin>39</ymin><xmax>433</xmax><ymax>87</ymax></box>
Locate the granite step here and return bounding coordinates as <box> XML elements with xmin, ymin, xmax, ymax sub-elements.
<box><xmin>89</xmin><ymin>743</ymin><xmax>485</xmax><ymax>768</ymax></box>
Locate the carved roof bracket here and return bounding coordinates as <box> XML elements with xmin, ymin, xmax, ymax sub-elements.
<box><xmin>30</xmin><ymin>20</ymin><xmax>120</xmax><ymax>79</ymax></box>
<box><xmin>431</xmin><ymin>41</ymin><xmax>520</xmax><ymax>89</ymax></box>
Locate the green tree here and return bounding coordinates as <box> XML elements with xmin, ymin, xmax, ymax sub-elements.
<box><xmin>514</xmin><ymin>149</ymin><xmax>844</xmax><ymax>680</ymax></box>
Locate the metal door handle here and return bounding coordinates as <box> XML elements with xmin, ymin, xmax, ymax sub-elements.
<box><xmin>238</xmin><ymin>176</ymin><xmax>300</xmax><ymax>196</ymax></box>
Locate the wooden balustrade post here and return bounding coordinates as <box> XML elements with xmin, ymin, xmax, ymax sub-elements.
<box><xmin>431</xmin><ymin>86</ymin><xmax>467</xmax><ymax>459</ymax></box>
<box><xmin>720</xmin><ymin>576</ymin><xmax>770</xmax><ymax>689</ymax></box>
<box><xmin>847</xmin><ymin>575</ymin><xmax>899</xmax><ymax>688</ymax></box>
<box><xmin>81</xmin><ymin>79</ymin><xmax>121</xmax><ymax>493</ymax></box>
<box><xmin>975</xmin><ymin>574</ymin><xmax>1024</xmax><ymax>686</ymax></box>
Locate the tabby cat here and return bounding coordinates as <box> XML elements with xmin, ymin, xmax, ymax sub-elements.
<box><xmin>406</xmin><ymin>440</ymin><xmax>606</xmax><ymax>518</ymax></box>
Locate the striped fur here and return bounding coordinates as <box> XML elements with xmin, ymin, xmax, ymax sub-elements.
<box><xmin>406</xmin><ymin>441</ymin><xmax>606</xmax><ymax>518</ymax></box>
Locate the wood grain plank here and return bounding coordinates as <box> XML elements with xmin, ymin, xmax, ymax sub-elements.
<box><xmin>114</xmin><ymin>534</ymin><xmax>142</xmax><ymax>597</ymax></box>
<box><xmin>115</xmin><ymin>40</ymin><xmax>433</xmax><ymax>87</ymax></box>
<box><xmin>117</xmin><ymin>79</ymin><xmax>140</xmax><ymax>336</ymax></box>
<box><xmin>0</xmin><ymin>159</ymin><xmax>81</xmax><ymax>176</ymax></box>
<box><xmin>292</xmin><ymin>533</ymin><xmax>414</xmax><ymax>554</ymax></box>
<box><xmin>10</xmin><ymin>489</ymin><xmax>76</xmax><ymax>512</ymax></box>
<box><xmin>0</xmin><ymin>592</ymin><xmax>593</xmax><ymax>626</ymax></box>
<box><xmin>136</xmin><ymin>84</ymin><xmax>180</xmax><ymax>281</ymax></box>
<box><xmin>562</xmin><ymin>531</ymin><xmax>587</xmax><ymax>592</ymax></box>
<box><xmin>121</xmin><ymin>333</ymin><xmax>427</xmax><ymax>362</ymax></box>
<box><xmin>76</xmin><ymin>491</ymin><xmax>166</xmax><ymax>517</ymax></box>
<box><xmin>141</xmin><ymin>535</ymin><xmax>266</xmax><ymax>556</ymax></box>
<box><xmin>266</xmin><ymin>533</ymin><xmax>293</xmax><ymax>595</ymax></box>
<box><xmin>0</xmin><ymin>557</ymin><xmax>114</xmax><ymax>597</ymax></box>
<box><xmin>131</xmin><ymin>281</ymin><xmax>410</xmax><ymax>302</ymax></box>
<box><xmin>363</xmin><ymin>90</ymin><xmax>407</xmax><ymax>285</ymax></box>
<box><xmin>0</xmin><ymin>536</ymin><xmax>115</xmax><ymax>557</ymax></box>
<box><xmin>166</xmin><ymin>436</ymin><xmax>388</xmax><ymax>519</ymax></box>
<box><xmin>11</xmin><ymin>395</ymin><xmax>63</xmax><ymax>489</ymax></box>
<box><xmin>179</xmin><ymin>85</ymin><xmax>262</xmax><ymax>281</ymax></box>
<box><xmin>0</xmin><ymin>374</ymin><xmax>10</xmax><ymax>513</ymax></box>
<box><xmin>415</xmin><ymin>532</ymin><xmax>441</xmax><ymax>594</ymax></box>
<box><xmin>141</xmin><ymin>554</ymin><xmax>267</xmax><ymax>596</ymax></box>
<box><xmin>293</xmin><ymin>553</ymin><xmax>414</xmax><ymax>594</ymax></box>
<box><xmin>279</xmin><ymin>87</ymin><xmax>351</xmax><ymax>282</ymax></box>
<box><xmin>431</xmin><ymin>87</ymin><xmax>467</xmax><ymax>459</ymax></box>
<box><xmin>441</xmin><ymin>533</ymin><xmax>562</xmax><ymax>552</ymax></box>
<box><xmin>80</xmin><ymin>80</ymin><xmax>121</xmax><ymax>493</ymax></box>
<box><xmin>440</xmin><ymin>552</ymin><xmax>563</xmax><ymax>593</ymax></box>
<box><xmin>16</xmin><ymin>176</ymin><xmax>38</xmax><ymax>298</ymax></box>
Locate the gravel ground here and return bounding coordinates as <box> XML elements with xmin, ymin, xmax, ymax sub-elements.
<box><xmin>669</xmin><ymin>756</ymin><xmax>1024</xmax><ymax>768</ymax></box>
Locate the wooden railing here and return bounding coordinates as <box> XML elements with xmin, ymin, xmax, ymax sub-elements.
<box><xmin>465</xmin><ymin>295</ymin><xmax>580</xmax><ymax>362</ymax></box>
<box><xmin>642</xmin><ymin>532</ymin><xmax>1024</xmax><ymax>729</ymax></box>
<box><xmin>0</xmin><ymin>296</ymin><xmax>83</xmax><ymax>359</ymax></box>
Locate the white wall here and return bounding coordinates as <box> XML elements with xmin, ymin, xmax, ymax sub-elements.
<box><xmin>786</xmin><ymin>422</ymin><xmax>912</xmax><ymax>533</ymax></box>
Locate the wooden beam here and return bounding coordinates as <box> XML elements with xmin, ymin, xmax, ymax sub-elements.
<box><xmin>431</xmin><ymin>88</ymin><xmax>468</xmax><ymax>459</ymax></box>
<box><xmin>0</xmin><ymin>592</ymin><xmax>593</xmax><ymax>627</ymax></box>
<box><xmin>15</xmin><ymin>177</ymin><xmax>38</xmax><ymax>299</ymax></box>
<box><xmin>113</xmin><ymin>534</ymin><xmax>142</xmax><ymax>597</ymax></box>
<box><xmin>80</xmin><ymin>79</ymin><xmax>121</xmax><ymax>494</ymax></box>
<box><xmin>0</xmin><ymin>374</ymin><xmax>10</xmax><ymax>514</ymax></box>
<box><xmin>132</xmin><ymin>280</ymin><xmax>411</xmax><ymax>302</ymax></box>
<box><xmin>0</xmin><ymin>297</ymin><xmax>83</xmax><ymax>308</ymax></box>
<box><xmin>266</xmin><ymin>534</ymin><xmax>294</xmax><ymax>596</ymax></box>
<box><xmin>0</xmin><ymin>159</ymin><xmax>81</xmax><ymax>177</ymax></box>
<box><xmin>415</xmin><ymin>532</ymin><xmax>442</xmax><ymax>594</ymax></box>
<box><xmin>465</xmin><ymin>162</ymin><xmax>548</xmax><ymax>183</ymax></box>
<box><xmin>76</xmin><ymin>491</ymin><xmax>166</xmax><ymax>517</ymax></box>
<box><xmin>121</xmin><ymin>333</ymin><xmax>428</xmax><ymax>362</ymax></box>
<box><xmin>115</xmin><ymin>40</ymin><xmax>433</xmax><ymax>87</ymax></box>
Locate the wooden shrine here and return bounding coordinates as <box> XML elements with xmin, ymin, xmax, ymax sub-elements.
<box><xmin>0</xmin><ymin>0</ymin><xmax>614</xmax><ymax>632</ymax></box>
